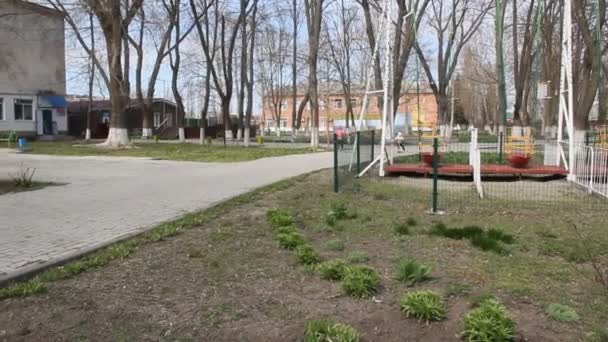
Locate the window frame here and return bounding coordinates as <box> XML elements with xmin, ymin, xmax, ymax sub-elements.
<box><xmin>334</xmin><ymin>99</ymin><xmax>343</xmax><ymax>109</ymax></box>
<box><xmin>14</xmin><ymin>98</ymin><xmax>34</xmax><ymax>121</ymax></box>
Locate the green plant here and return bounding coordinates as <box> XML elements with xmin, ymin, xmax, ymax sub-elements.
<box><xmin>276</xmin><ymin>225</ymin><xmax>298</xmax><ymax>235</ymax></box>
<box><xmin>487</xmin><ymin>228</ymin><xmax>515</xmax><ymax>244</ymax></box>
<box><xmin>325</xmin><ymin>202</ymin><xmax>350</xmax><ymax>226</ymax></box>
<box><xmin>267</xmin><ymin>208</ymin><xmax>294</xmax><ymax>227</ymax></box>
<box><xmin>394</xmin><ymin>223</ymin><xmax>410</xmax><ymax>236</ymax></box>
<box><xmin>318</xmin><ymin>259</ymin><xmax>347</xmax><ymax>281</ymax></box>
<box><xmin>324</xmin><ymin>239</ymin><xmax>345</xmax><ymax>251</ymax></box>
<box><xmin>430</xmin><ymin>223</ymin><xmax>513</xmax><ymax>254</ymax></box>
<box><xmin>304</xmin><ymin>319</ymin><xmax>360</xmax><ymax>342</ymax></box>
<box><xmin>342</xmin><ymin>265</ymin><xmax>381</xmax><ymax>298</ymax></box>
<box><xmin>470</xmin><ymin>234</ymin><xmax>506</xmax><ymax>254</ymax></box>
<box><xmin>296</xmin><ymin>244</ymin><xmax>321</xmax><ymax>265</ymax></box>
<box><xmin>400</xmin><ymin>290</ymin><xmax>447</xmax><ymax>323</ymax></box>
<box><xmin>463</xmin><ymin>299</ymin><xmax>516</xmax><ymax>342</ymax></box>
<box><xmin>395</xmin><ymin>257</ymin><xmax>432</xmax><ymax>286</ymax></box>
<box><xmin>347</xmin><ymin>251</ymin><xmax>369</xmax><ymax>264</ymax></box>
<box><xmin>469</xmin><ymin>293</ymin><xmax>498</xmax><ymax>308</ymax></box>
<box><xmin>545</xmin><ymin>303</ymin><xmax>579</xmax><ymax>323</ymax></box>
<box><xmin>146</xmin><ymin>223</ymin><xmax>179</xmax><ymax>242</ymax></box>
<box><xmin>406</xmin><ymin>217</ymin><xmax>418</xmax><ymax>226</ymax></box>
<box><xmin>0</xmin><ymin>278</ymin><xmax>46</xmax><ymax>300</ymax></box>
<box><xmin>11</xmin><ymin>163</ymin><xmax>36</xmax><ymax>188</ymax></box>
<box><xmin>590</xmin><ymin>327</ymin><xmax>608</xmax><ymax>342</ymax></box>
<box><xmin>276</xmin><ymin>232</ymin><xmax>307</xmax><ymax>249</ymax></box>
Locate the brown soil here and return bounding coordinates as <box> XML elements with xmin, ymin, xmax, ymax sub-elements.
<box><xmin>0</xmin><ymin>171</ymin><xmax>600</xmax><ymax>341</ymax></box>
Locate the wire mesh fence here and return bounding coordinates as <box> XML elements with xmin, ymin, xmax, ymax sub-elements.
<box><xmin>334</xmin><ymin>129</ymin><xmax>608</xmax><ymax>212</ymax></box>
<box><xmin>333</xmin><ymin>130</ymin><xmax>379</xmax><ymax>192</ymax></box>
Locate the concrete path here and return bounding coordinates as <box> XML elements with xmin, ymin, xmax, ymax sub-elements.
<box><xmin>0</xmin><ymin>150</ymin><xmax>331</xmax><ymax>284</ymax></box>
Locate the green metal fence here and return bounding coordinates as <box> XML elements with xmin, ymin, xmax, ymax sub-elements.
<box><xmin>333</xmin><ymin>130</ymin><xmax>379</xmax><ymax>192</ymax></box>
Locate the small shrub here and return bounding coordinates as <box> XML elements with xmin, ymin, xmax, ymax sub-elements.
<box><xmin>400</xmin><ymin>290</ymin><xmax>447</xmax><ymax>323</ymax></box>
<box><xmin>545</xmin><ymin>303</ymin><xmax>579</xmax><ymax>323</ymax></box>
<box><xmin>487</xmin><ymin>228</ymin><xmax>515</xmax><ymax>244</ymax></box>
<box><xmin>0</xmin><ymin>278</ymin><xmax>46</xmax><ymax>300</ymax></box>
<box><xmin>304</xmin><ymin>319</ymin><xmax>360</xmax><ymax>342</ymax></box>
<box><xmin>395</xmin><ymin>257</ymin><xmax>432</xmax><ymax>286</ymax></box>
<box><xmin>470</xmin><ymin>234</ymin><xmax>506</xmax><ymax>254</ymax></box>
<box><xmin>267</xmin><ymin>209</ymin><xmax>294</xmax><ymax>227</ymax></box>
<box><xmin>394</xmin><ymin>223</ymin><xmax>410</xmax><ymax>236</ymax></box>
<box><xmin>277</xmin><ymin>232</ymin><xmax>307</xmax><ymax>249</ymax></box>
<box><xmin>325</xmin><ymin>202</ymin><xmax>350</xmax><ymax>226</ymax></box>
<box><xmin>296</xmin><ymin>244</ymin><xmax>321</xmax><ymax>265</ymax></box>
<box><xmin>276</xmin><ymin>225</ymin><xmax>298</xmax><ymax>235</ymax></box>
<box><xmin>318</xmin><ymin>259</ymin><xmax>347</xmax><ymax>281</ymax></box>
<box><xmin>590</xmin><ymin>327</ymin><xmax>608</xmax><ymax>342</ymax></box>
<box><xmin>325</xmin><ymin>239</ymin><xmax>345</xmax><ymax>251</ymax></box>
<box><xmin>406</xmin><ymin>217</ymin><xmax>418</xmax><ymax>226</ymax></box>
<box><xmin>463</xmin><ymin>299</ymin><xmax>516</xmax><ymax>342</ymax></box>
<box><xmin>11</xmin><ymin>163</ymin><xmax>36</xmax><ymax>188</ymax></box>
<box><xmin>342</xmin><ymin>265</ymin><xmax>381</xmax><ymax>298</ymax></box>
<box><xmin>347</xmin><ymin>251</ymin><xmax>369</xmax><ymax>264</ymax></box>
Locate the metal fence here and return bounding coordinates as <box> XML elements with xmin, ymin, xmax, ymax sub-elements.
<box><xmin>333</xmin><ymin>128</ymin><xmax>608</xmax><ymax>211</ymax></box>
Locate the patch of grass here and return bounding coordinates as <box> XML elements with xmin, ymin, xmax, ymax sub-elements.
<box><xmin>394</xmin><ymin>257</ymin><xmax>432</xmax><ymax>286</ymax></box>
<box><xmin>430</xmin><ymin>223</ymin><xmax>513</xmax><ymax>254</ymax></box>
<box><xmin>0</xmin><ymin>278</ymin><xmax>46</xmax><ymax>300</ymax></box>
<box><xmin>146</xmin><ymin>223</ymin><xmax>180</xmax><ymax>242</ymax></box>
<box><xmin>545</xmin><ymin>303</ymin><xmax>579</xmax><ymax>323</ymax></box>
<box><xmin>317</xmin><ymin>259</ymin><xmax>347</xmax><ymax>281</ymax></box>
<box><xmin>304</xmin><ymin>319</ymin><xmax>360</xmax><ymax>342</ymax></box>
<box><xmin>324</xmin><ymin>239</ymin><xmax>345</xmax><ymax>251</ymax></box>
<box><xmin>342</xmin><ymin>265</ymin><xmax>382</xmax><ymax>298</ymax></box>
<box><xmin>27</xmin><ymin>141</ymin><xmax>322</xmax><ymax>163</ymax></box>
<box><xmin>400</xmin><ymin>290</ymin><xmax>447</xmax><ymax>323</ymax></box>
<box><xmin>325</xmin><ymin>202</ymin><xmax>354</xmax><ymax>226</ymax></box>
<box><xmin>276</xmin><ymin>232</ymin><xmax>307</xmax><ymax>250</ymax></box>
<box><xmin>445</xmin><ymin>282</ymin><xmax>472</xmax><ymax>297</ymax></box>
<box><xmin>406</xmin><ymin>217</ymin><xmax>418</xmax><ymax>226</ymax></box>
<box><xmin>347</xmin><ymin>251</ymin><xmax>369</xmax><ymax>264</ymax></box>
<box><xmin>469</xmin><ymin>293</ymin><xmax>498</xmax><ymax>308</ymax></box>
<box><xmin>267</xmin><ymin>209</ymin><xmax>294</xmax><ymax>227</ymax></box>
<box><xmin>394</xmin><ymin>223</ymin><xmax>410</xmax><ymax>236</ymax></box>
<box><xmin>295</xmin><ymin>244</ymin><xmax>322</xmax><ymax>265</ymax></box>
<box><xmin>275</xmin><ymin>225</ymin><xmax>298</xmax><ymax>235</ymax></box>
<box><xmin>462</xmin><ymin>299</ymin><xmax>516</xmax><ymax>342</ymax></box>
<box><xmin>590</xmin><ymin>327</ymin><xmax>608</xmax><ymax>342</ymax></box>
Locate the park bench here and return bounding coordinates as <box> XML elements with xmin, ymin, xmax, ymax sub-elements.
<box><xmin>0</xmin><ymin>130</ymin><xmax>17</xmax><ymax>148</ymax></box>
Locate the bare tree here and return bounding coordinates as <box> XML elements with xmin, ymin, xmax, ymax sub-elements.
<box><xmin>85</xmin><ymin>0</ymin><xmax>144</xmax><ymax>146</ymax></box>
<box><xmin>304</xmin><ymin>0</ymin><xmax>325</xmax><ymax>147</ymax></box>
<box><xmin>243</xmin><ymin>1</ymin><xmax>259</xmax><ymax>146</ymax></box>
<box><xmin>415</xmin><ymin>0</ymin><xmax>493</xmax><ymax>138</ymax></box>
<box><xmin>85</xmin><ymin>10</ymin><xmax>95</xmax><ymax>141</ymax></box>
<box><xmin>168</xmin><ymin>0</ymin><xmax>186</xmax><ymax>142</ymax></box>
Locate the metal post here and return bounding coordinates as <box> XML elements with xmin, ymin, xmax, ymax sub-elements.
<box><xmin>498</xmin><ymin>132</ymin><xmax>504</xmax><ymax>163</ymax></box>
<box><xmin>432</xmin><ymin>137</ymin><xmax>439</xmax><ymax>213</ymax></box>
<box><xmin>333</xmin><ymin>133</ymin><xmax>339</xmax><ymax>193</ymax></box>
<box><xmin>356</xmin><ymin>131</ymin><xmax>361</xmax><ymax>174</ymax></box>
<box><xmin>371</xmin><ymin>130</ymin><xmax>375</xmax><ymax>161</ymax></box>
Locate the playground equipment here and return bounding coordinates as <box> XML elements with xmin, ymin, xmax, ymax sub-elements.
<box><xmin>505</xmin><ymin>128</ymin><xmax>535</xmax><ymax>168</ymax></box>
<box><xmin>418</xmin><ymin>125</ymin><xmax>446</xmax><ymax>166</ymax></box>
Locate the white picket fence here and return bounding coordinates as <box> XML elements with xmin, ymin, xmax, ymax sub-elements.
<box><xmin>569</xmin><ymin>144</ymin><xmax>608</xmax><ymax>198</ymax></box>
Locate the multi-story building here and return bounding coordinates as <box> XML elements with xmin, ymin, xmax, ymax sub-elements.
<box><xmin>0</xmin><ymin>0</ymin><xmax>66</xmax><ymax>138</ymax></box>
<box><xmin>261</xmin><ymin>84</ymin><xmax>438</xmax><ymax>134</ymax></box>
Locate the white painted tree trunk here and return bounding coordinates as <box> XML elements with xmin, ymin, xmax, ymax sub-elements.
<box><xmin>100</xmin><ymin>128</ymin><xmax>129</xmax><ymax>147</ymax></box>
<box><xmin>573</xmin><ymin>129</ymin><xmax>586</xmax><ymax>145</ymax></box>
<box><xmin>243</xmin><ymin>127</ymin><xmax>250</xmax><ymax>147</ymax></box>
<box><xmin>310</xmin><ymin>126</ymin><xmax>319</xmax><ymax>148</ymax></box>
<box><xmin>224</xmin><ymin>130</ymin><xmax>233</xmax><ymax>140</ymax></box>
<box><xmin>236</xmin><ymin>128</ymin><xmax>243</xmax><ymax>140</ymax></box>
<box><xmin>85</xmin><ymin>128</ymin><xmax>91</xmax><ymax>141</ymax></box>
<box><xmin>142</xmin><ymin>128</ymin><xmax>153</xmax><ymax>139</ymax></box>
<box><xmin>178</xmin><ymin>127</ymin><xmax>185</xmax><ymax>142</ymax></box>
<box><xmin>199</xmin><ymin>127</ymin><xmax>205</xmax><ymax>145</ymax></box>
<box><xmin>275</xmin><ymin>122</ymin><xmax>281</xmax><ymax>137</ymax></box>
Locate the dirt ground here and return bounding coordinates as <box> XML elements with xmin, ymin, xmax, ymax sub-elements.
<box><xmin>0</xmin><ymin>171</ymin><xmax>606</xmax><ymax>341</ymax></box>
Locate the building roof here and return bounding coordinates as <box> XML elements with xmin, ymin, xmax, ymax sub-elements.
<box><xmin>67</xmin><ymin>98</ymin><xmax>177</xmax><ymax>113</ymax></box>
<box><xmin>9</xmin><ymin>0</ymin><xmax>64</xmax><ymax>18</ymax></box>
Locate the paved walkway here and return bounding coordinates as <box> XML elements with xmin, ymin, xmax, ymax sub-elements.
<box><xmin>0</xmin><ymin>150</ymin><xmax>331</xmax><ymax>283</ymax></box>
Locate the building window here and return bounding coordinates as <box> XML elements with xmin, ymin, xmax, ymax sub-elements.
<box><xmin>266</xmin><ymin>119</ymin><xmax>274</xmax><ymax>127</ymax></box>
<box><xmin>0</xmin><ymin>98</ymin><xmax>3</xmax><ymax>120</ymax></box>
<box><xmin>281</xmin><ymin>119</ymin><xmax>288</xmax><ymax>128</ymax></box>
<box><xmin>154</xmin><ymin>112</ymin><xmax>161</xmax><ymax>127</ymax></box>
<box><xmin>334</xmin><ymin>99</ymin><xmax>343</xmax><ymax>109</ymax></box>
<box><xmin>14</xmin><ymin>99</ymin><xmax>33</xmax><ymax>120</ymax></box>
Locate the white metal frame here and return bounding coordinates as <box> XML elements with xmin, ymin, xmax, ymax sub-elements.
<box><xmin>557</xmin><ymin>0</ymin><xmax>575</xmax><ymax>179</ymax></box>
